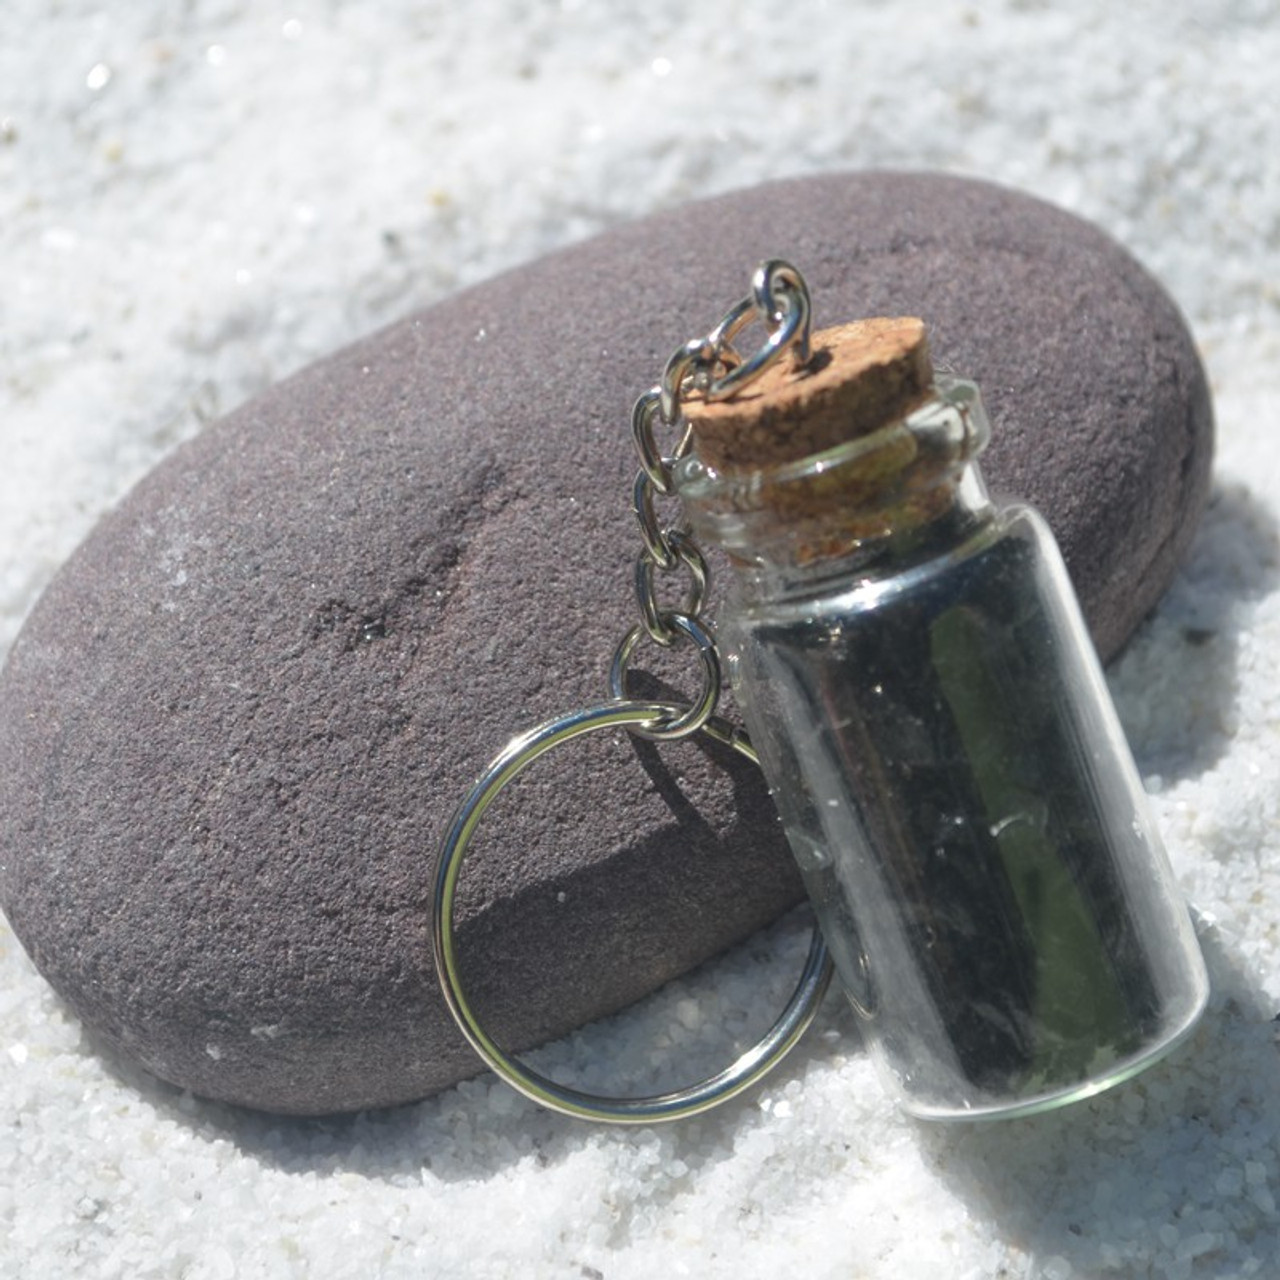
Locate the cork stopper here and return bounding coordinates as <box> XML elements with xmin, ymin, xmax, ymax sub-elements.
<box><xmin>684</xmin><ymin>317</ymin><xmax>933</xmax><ymax>472</ymax></box>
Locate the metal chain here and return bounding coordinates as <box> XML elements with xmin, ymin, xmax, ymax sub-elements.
<box><xmin>610</xmin><ymin>259</ymin><xmax>813</xmax><ymax>741</ymax></box>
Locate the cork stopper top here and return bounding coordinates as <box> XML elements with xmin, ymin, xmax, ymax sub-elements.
<box><xmin>684</xmin><ymin>317</ymin><xmax>933</xmax><ymax>472</ymax></box>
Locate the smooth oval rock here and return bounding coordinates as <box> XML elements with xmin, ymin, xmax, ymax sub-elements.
<box><xmin>0</xmin><ymin>172</ymin><xmax>1213</xmax><ymax>1114</ymax></box>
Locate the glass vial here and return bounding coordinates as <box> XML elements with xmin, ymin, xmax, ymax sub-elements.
<box><xmin>675</xmin><ymin>318</ymin><xmax>1209</xmax><ymax>1120</ymax></box>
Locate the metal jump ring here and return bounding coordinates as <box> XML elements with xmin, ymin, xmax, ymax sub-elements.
<box><xmin>609</xmin><ymin>612</ymin><xmax>719</xmax><ymax>741</ymax></box>
<box><xmin>431</xmin><ymin>699</ymin><xmax>834</xmax><ymax>1125</ymax></box>
<box><xmin>706</xmin><ymin>260</ymin><xmax>812</xmax><ymax>401</ymax></box>
<box><xmin>704</xmin><ymin>294</ymin><xmax>757</xmax><ymax>358</ymax></box>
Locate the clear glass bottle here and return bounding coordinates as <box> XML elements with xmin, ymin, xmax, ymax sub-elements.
<box><xmin>676</xmin><ymin>366</ymin><xmax>1209</xmax><ymax>1120</ymax></box>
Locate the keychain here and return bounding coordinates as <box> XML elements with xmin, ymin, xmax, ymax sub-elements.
<box><xmin>432</xmin><ymin>261</ymin><xmax>1209</xmax><ymax>1124</ymax></box>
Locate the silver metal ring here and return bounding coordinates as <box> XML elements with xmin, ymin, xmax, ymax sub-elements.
<box><xmin>704</xmin><ymin>294</ymin><xmax>757</xmax><ymax>367</ymax></box>
<box><xmin>609</xmin><ymin>613</ymin><xmax>719</xmax><ymax>740</ymax></box>
<box><xmin>432</xmin><ymin>699</ymin><xmax>834</xmax><ymax>1124</ymax></box>
<box><xmin>706</xmin><ymin>260</ymin><xmax>812</xmax><ymax>401</ymax></box>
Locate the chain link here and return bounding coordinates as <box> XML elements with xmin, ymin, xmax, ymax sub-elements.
<box><xmin>613</xmin><ymin>259</ymin><xmax>813</xmax><ymax>738</ymax></box>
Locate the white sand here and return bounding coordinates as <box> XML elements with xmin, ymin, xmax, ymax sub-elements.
<box><xmin>4</xmin><ymin>2</ymin><xmax>1280</xmax><ymax>1276</ymax></box>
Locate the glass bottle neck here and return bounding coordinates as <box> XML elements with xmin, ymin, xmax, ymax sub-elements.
<box><xmin>674</xmin><ymin>376</ymin><xmax>995</xmax><ymax>599</ymax></box>
<box><xmin>729</xmin><ymin>464</ymin><xmax>996</xmax><ymax>604</ymax></box>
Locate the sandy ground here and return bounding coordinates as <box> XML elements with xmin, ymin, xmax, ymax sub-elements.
<box><xmin>3</xmin><ymin>3</ymin><xmax>1280</xmax><ymax>1276</ymax></box>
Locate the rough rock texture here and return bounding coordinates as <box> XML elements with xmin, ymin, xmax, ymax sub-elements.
<box><xmin>0</xmin><ymin>172</ymin><xmax>1213</xmax><ymax>1114</ymax></box>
